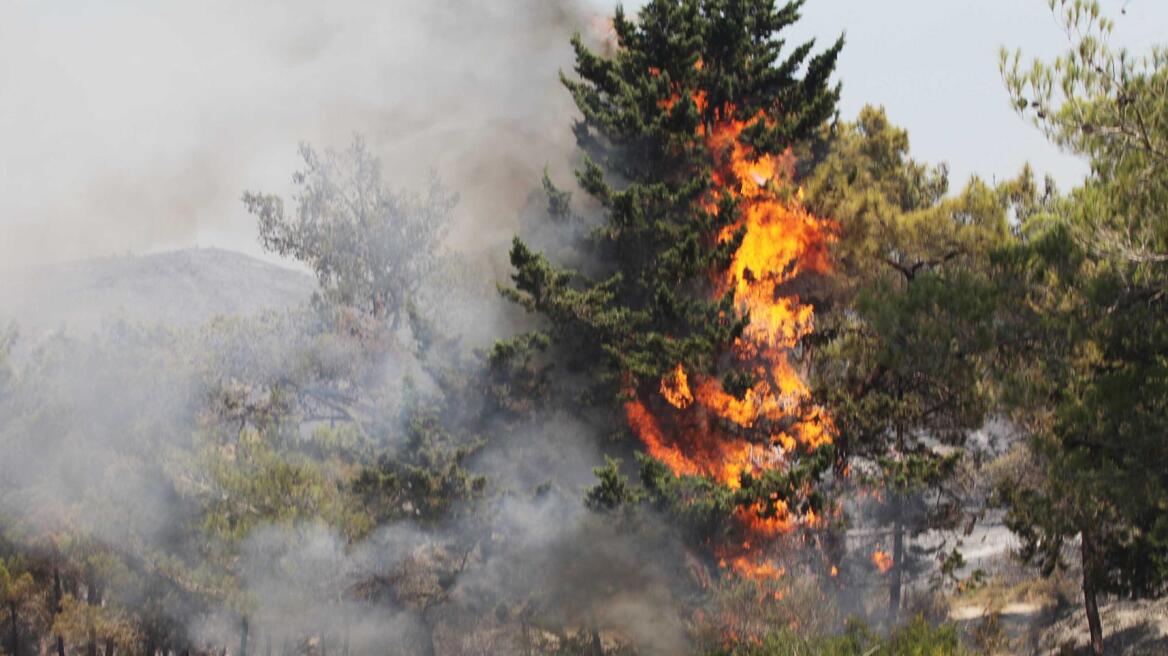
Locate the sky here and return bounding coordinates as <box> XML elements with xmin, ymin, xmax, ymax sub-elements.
<box><xmin>775</xmin><ymin>0</ymin><xmax>1166</xmax><ymax>187</ymax></box>
<box><xmin>1</xmin><ymin>0</ymin><xmax>1165</xmax><ymax>269</ymax></box>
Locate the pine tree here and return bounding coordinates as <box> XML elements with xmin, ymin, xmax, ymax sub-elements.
<box><xmin>503</xmin><ymin>0</ymin><xmax>840</xmax><ymax>398</ymax></box>
<box><xmin>998</xmin><ymin>2</ymin><xmax>1168</xmax><ymax>652</ymax></box>
<box><xmin>803</xmin><ymin>106</ymin><xmax>1025</xmax><ymax>621</ymax></box>
<box><xmin>499</xmin><ymin>0</ymin><xmax>842</xmax><ymax>572</ymax></box>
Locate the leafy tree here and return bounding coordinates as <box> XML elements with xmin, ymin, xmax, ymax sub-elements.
<box><xmin>803</xmin><ymin>106</ymin><xmax>1028</xmax><ymax>621</ymax></box>
<box><xmin>351</xmin><ymin>411</ymin><xmax>486</xmax><ymax>527</ymax></box>
<box><xmin>237</xmin><ymin>140</ymin><xmax>499</xmax><ymax>653</ymax></box>
<box><xmin>0</xmin><ymin>558</ymin><xmax>34</xmax><ymax>656</ymax></box>
<box><xmin>996</xmin><ymin>2</ymin><xmax>1168</xmax><ymax>653</ymax></box>
<box><xmin>235</xmin><ymin>136</ymin><xmax>489</xmax><ymax>503</ymax></box>
<box><xmin>199</xmin><ymin>425</ymin><xmax>355</xmax><ymax>543</ymax></box>
<box><xmin>584</xmin><ymin>457</ymin><xmax>645</xmax><ymax>512</ymax></box>
<box><xmin>1002</xmin><ymin>0</ymin><xmax>1167</xmax><ymax>268</ymax></box>
<box><xmin>51</xmin><ymin>594</ymin><xmax>137</xmax><ymax>656</ymax></box>
<box><xmin>242</xmin><ymin>137</ymin><xmax>457</xmax><ymax>328</ymax></box>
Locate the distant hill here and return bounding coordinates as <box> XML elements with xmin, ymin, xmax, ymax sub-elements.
<box><xmin>0</xmin><ymin>248</ymin><xmax>314</xmax><ymax>335</ymax></box>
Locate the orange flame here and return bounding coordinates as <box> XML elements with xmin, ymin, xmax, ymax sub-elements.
<box><xmin>626</xmin><ymin>70</ymin><xmax>836</xmax><ymax>582</ymax></box>
<box><xmin>660</xmin><ymin>363</ymin><xmax>694</xmax><ymax>410</ymax></box>
<box><xmin>721</xmin><ymin>556</ymin><xmax>786</xmax><ymax>582</ymax></box>
<box><xmin>872</xmin><ymin>550</ymin><xmax>894</xmax><ymax>574</ymax></box>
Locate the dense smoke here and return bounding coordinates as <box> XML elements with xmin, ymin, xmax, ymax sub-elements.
<box><xmin>0</xmin><ymin>0</ymin><xmax>600</xmax><ymax>269</ymax></box>
<box><xmin>0</xmin><ymin>1</ymin><xmax>694</xmax><ymax>644</ymax></box>
<box><xmin>0</xmin><ymin>2</ymin><xmax>1092</xmax><ymax>655</ymax></box>
<box><xmin>0</xmin><ymin>2</ymin><xmax>857</xmax><ymax>652</ymax></box>
<box><xmin>0</xmin><ymin>282</ymin><xmax>692</xmax><ymax>653</ymax></box>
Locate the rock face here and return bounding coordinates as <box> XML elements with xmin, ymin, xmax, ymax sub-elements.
<box><xmin>0</xmin><ymin>248</ymin><xmax>314</xmax><ymax>335</ymax></box>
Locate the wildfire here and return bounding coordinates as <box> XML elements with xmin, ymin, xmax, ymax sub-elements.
<box><xmin>872</xmin><ymin>550</ymin><xmax>894</xmax><ymax>574</ymax></box>
<box><xmin>660</xmin><ymin>363</ymin><xmax>694</xmax><ymax>410</ymax></box>
<box><xmin>624</xmin><ymin>64</ymin><xmax>836</xmax><ymax>582</ymax></box>
<box><xmin>721</xmin><ymin>556</ymin><xmax>786</xmax><ymax>582</ymax></box>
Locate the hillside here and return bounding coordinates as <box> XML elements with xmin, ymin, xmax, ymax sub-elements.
<box><xmin>0</xmin><ymin>248</ymin><xmax>314</xmax><ymax>335</ymax></box>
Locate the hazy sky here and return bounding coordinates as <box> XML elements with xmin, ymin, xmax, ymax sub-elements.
<box><xmin>777</xmin><ymin>0</ymin><xmax>1166</xmax><ymax>187</ymax></box>
<box><xmin>1</xmin><ymin>0</ymin><xmax>1165</xmax><ymax>268</ymax></box>
<box><xmin>618</xmin><ymin>0</ymin><xmax>1166</xmax><ymax>186</ymax></box>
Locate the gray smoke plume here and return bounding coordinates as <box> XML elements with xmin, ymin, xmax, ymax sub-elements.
<box><xmin>0</xmin><ymin>2</ymin><xmax>707</xmax><ymax>654</ymax></box>
<box><xmin>0</xmin><ymin>0</ymin><xmax>605</xmax><ymax>269</ymax></box>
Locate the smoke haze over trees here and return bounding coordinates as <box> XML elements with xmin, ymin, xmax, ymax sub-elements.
<box><xmin>0</xmin><ymin>0</ymin><xmax>600</xmax><ymax>268</ymax></box>
<box><xmin>1</xmin><ymin>1</ymin><xmax>1167</xmax><ymax>655</ymax></box>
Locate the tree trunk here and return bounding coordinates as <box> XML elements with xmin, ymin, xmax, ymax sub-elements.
<box><xmin>589</xmin><ymin>628</ymin><xmax>604</xmax><ymax>656</ymax></box>
<box><xmin>238</xmin><ymin>616</ymin><xmax>249</xmax><ymax>656</ymax></box>
<box><xmin>53</xmin><ymin>565</ymin><xmax>65</xmax><ymax>656</ymax></box>
<box><xmin>104</xmin><ymin>636</ymin><xmax>114</xmax><ymax>656</ymax></box>
<box><xmin>417</xmin><ymin>609</ymin><xmax>436</xmax><ymax>656</ymax></box>
<box><xmin>8</xmin><ymin>599</ymin><xmax>19</xmax><ymax>656</ymax></box>
<box><xmin>1081</xmin><ymin>531</ymin><xmax>1105</xmax><ymax>656</ymax></box>
<box><xmin>888</xmin><ymin>497</ymin><xmax>905</xmax><ymax>626</ymax></box>
<box><xmin>85</xmin><ymin>573</ymin><xmax>99</xmax><ymax>656</ymax></box>
<box><xmin>887</xmin><ymin>420</ymin><xmax>907</xmax><ymax>627</ymax></box>
<box><xmin>420</xmin><ymin>630</ymin><xmax>435</xmax><ymax>656</ymax></box>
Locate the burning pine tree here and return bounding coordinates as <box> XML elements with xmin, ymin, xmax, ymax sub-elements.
<box><xmin>499</xmin><ymin>0</ymin><xmax>842</xmax><ymax>580</ymax></box>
